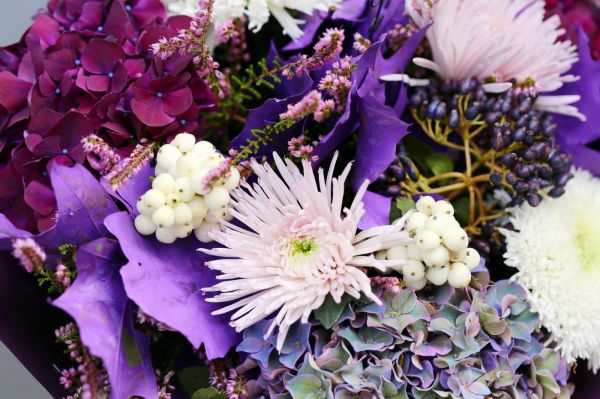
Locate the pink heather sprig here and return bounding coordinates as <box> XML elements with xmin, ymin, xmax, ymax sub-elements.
<box><xmin>136</xmin><ymin>308</ymin><xmax>174</xmax><ymax>332</ymax></box>
<box><xmin>106</xmin><ymin>142</ymin><xmax>155</xmax><ymax>191</ymax></box>
<box><xmin>286</xmin><ymin>28</ymin><xmax>345</xmax><ymax>78</ymax></box>
<box><xmin>151</xmin><ymin>0</ymin><xmax>218</xmax><ymax>78</ymax></box>
<box><xmin>60</xmin><ymin>368</ymin><xmax>78</xmax><ymax>390</ymax></box>
<box><xmin>157</xmin><ymin>370</ymin><xmax>175</xmax><ymax>399</ymax></box>
<box><xmin>371</xmin><ymin>276</ymin><xmax>402</xmax><ymax>294</ymax></box>
<box><xmin>216</xmin><ymin>18</ymin><xmax>249</xmax><ymax>71</ymax></box>
<box><xmin>55</xmin><ymin>323</ymin><xmax>108</xmax><ymax>399</ymax></box>
<box><xmin>228</xmin><ymin>149</ymin><xmax>265</xmax><ymax>179</ymax></box>
<box><xmin>55</xmin><ymin>263</ymin><xmax>72</xmax><ymax>288</ymax></box>
<box><xmin>81</xmin><ymin>134</ymin><xmax>121</xmax><ymax>173</ymax></box>
<box><xmin>209</xmin><ymin>360</ymin><xmax>229</xmax><ymax>391</ymax></box>
<box><xmin>225</xmin><ymin>370</ymin><xmax>249</xmax><ymax>399</ymax></box>
<box><xmin>318</xmin><ymin>56</ymin><xmax>353</xmax><ymax>112</ymax></box>
<box><xmin>288</xmin><ymin>135</ymin><xmax>318</xmax><ymax>162</ymax></box>
<box><xmin>11</xmin><ymin>238</ymin><xmax>46</xmax><ymax>273</ymax></box>
<box><xmin>353</xmin><ymin>32</ymin><xmax>372</xmax><ymax>54</ymax></box>
<box><xmin>200</xmin><ymin>157</ymin><xmax>233</xmax><ymax>194</ymax></box>
<box><xmin>387</xmin><ymin>22</ymin><xmax>420</xmax><ymax>53</ymax></box>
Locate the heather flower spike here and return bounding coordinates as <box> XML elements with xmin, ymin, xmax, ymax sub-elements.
<box><xmin>201</xmin><ymin>152</ymin><xmax>412</xmax><ymax>350</ymax></box>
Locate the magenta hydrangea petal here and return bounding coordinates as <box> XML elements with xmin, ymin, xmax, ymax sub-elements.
<box><xmin>81</xmin><ymin>39</ymin><xmax>125</xmax><ymax>74</ymax></box>
<box><xmin>130</xmin><ymin>97</ymin><xmax>175</xmax><ymax>127</ymax></box>
<box><xmin>23</xmin><ymin>181</ymin><xmax>56</xmax><ymax>216</ymax></box>
<box><xmin>53</xmin><ymin>239</ymin><xmax>158</xmax><ymax>399</ymax></box>
<box><xmin>105</xmin><ymin>212</ymin><xmax>240</xmax><ymax>359</ymax></box>
<box><xmin>162</xmin><ymin>87</ymin><xmax>193</xmax><ymax>116</ymax></box>
<box><xmin>0</xmin><ymin>71</ymin><xmax>32</xmax><ymax>112</ymax></box>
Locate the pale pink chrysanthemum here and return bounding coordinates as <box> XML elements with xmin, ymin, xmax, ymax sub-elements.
<box><xmin>200</xmin><ymin>153</ymin><xmax>411</xmax><ymax>349</ymax></box>
<box><xmin>405</xmin><ymin>0</ymin><xmax>584</xmax><ymax>120</ymax></box>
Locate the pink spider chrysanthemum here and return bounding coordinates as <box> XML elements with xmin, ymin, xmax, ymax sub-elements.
<box><xmin>201</xmin><ymin>153</ymin><xmax>411</xmax><ymax>349</ymax></box>
<box><xmin>405</xmin><ymin>0</ymin><xmax>584</xmax><ymax>120</ymax></box>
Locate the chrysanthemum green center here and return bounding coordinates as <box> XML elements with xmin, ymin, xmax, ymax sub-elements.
<box><xmin>575</xmin><ymin>215</ymin><xmax>600</xmax><ymax>275</ymax></box>
<box><xmin>289</xmin><ymin>238</ymin><xmax>318</xmax><ymax>259</ymax></box>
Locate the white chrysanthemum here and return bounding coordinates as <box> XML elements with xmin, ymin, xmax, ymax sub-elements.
<box><xmin>501</xmin><ymin>169</ymin><xmax>600</xmax><ymax>372</ymax></box>
<box><xmin>164</xmin><ymin>0</ymin><xmax>340</xmax><ymax>40</ymax></box>
<box><xmin>406</xmin><ymin>0</ymin><xmax>584</xmax><ymax>120</ymax></box>
<box><xmin>201</xmin><ymin>153</ymin><xmax>411</xmax><ymax>349</ymax></box>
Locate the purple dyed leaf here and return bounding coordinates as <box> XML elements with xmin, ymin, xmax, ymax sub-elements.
<box><xmin>104</xmin><ymin>212</ymin><xmax>240</xmax><ymax>359</ymax></box>
<box><xmin>54</xmin><ymin>239</ymin><xmax>158</xmax><ymax>399</ymax></box>
<box><xmin>0</xmin><ymin>214</ymin><xmax>32</xmax><ymax>250</ymax></box>
<box><xmin>37</xmin><ymin>163</ymin><xmax>119</xmax><ymax>252</ymax></box>
<box><xmin>358</xmin><ymin>191</ymin><xmax>392</xmax><ymax>230</ymax></box>
<box><xmin>352</xmin><ymin>79</ymin><xmax>409</xmax><ymax>189</ymax></box>
<box><xmin>554</xmin><ymin>29</ymin><xmax>600</xmax><ymax>174</ymax></box>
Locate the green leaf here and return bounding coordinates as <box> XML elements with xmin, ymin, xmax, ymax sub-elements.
<box><xmin>191</xmin><ymin>387</ymin><xmax>227</xmax><ymax>399</ymax></box>
<box><xmin>314</xmin><ymin>295</ymin><xmax>349</xmax><ymax>329</ymax></box>
<box><xmin>120</xmin><ymin>330</ymin><xmax>142</xmax><ymax>367</ymax></box>
<box><xmin>287</xmin><ymin>374</ymin><xmax>324</xmax><ymax>399</ymax></box>
<box><xmin>178</xmin><ymin>367</ymin><xmax>210</xmax><ymax>396</ymax></box>
<box><xmin>452</xmin><ymin>196</ymin><xmax>470</xmax><ymax>227</ymax></box>
<box><xmin>425</xmin><ymin>152</ymin><xmax>453</xmax><ymax>176</ymax></box>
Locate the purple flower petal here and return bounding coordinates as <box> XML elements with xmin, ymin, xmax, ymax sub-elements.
<box><xmin>54</xmin><ymin>239</ymin><xmax>158</xmax><ymax>399</ymax></box>
<box><xmin>23</xmin><ymin>180</ymin><xmax>56</xmax><ymax>216</ymax></box>
<box><xmin>36</xmin><ymin>162</ymin><xmax>119</xmax><ymax>252</ymax></box>
<box><xmin>162</xmin><ymin>87</ymin><xmax>193</xmax><ymax>116</ymax></box>
<box><xmin>0</xmin><ymin>71</ymin><xmax>32</xmax><ymax>112</ymax></box>
<box><xmin>130</xmin><ymin>97</ymin><xmax>175</xmax><ymax>127</ymax></box>
<box><xmin>104</xmin><ymin>212</ymin><xmax>240</xmax><ymax>359</ymax></box>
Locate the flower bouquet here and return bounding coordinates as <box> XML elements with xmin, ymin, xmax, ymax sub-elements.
<box><xmin>1</xmin><ymin>0</ymin><xmax>599</xmax><ymax>398</ymax></box>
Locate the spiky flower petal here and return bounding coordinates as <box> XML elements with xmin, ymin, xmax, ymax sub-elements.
<box><xmin>201</xmin><ymin>153</ymin><xmax>411</xmax><ymax>349</ymax></box>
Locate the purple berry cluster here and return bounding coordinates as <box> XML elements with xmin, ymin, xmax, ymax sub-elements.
<box><xmin>409</xmin><ymin>78</ymin><xmax>573</xmax><ymax>207</ymax></box>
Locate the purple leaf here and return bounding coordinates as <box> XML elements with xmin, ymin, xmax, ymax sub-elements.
<box><xmin>358</xmin><ymin>191</ymin><xmax>392</xmax><ymax>230</ymax></box>
<box><xmin>54</xmin><ymin>239</ymin><xmax>158</xmax><ymax>399</ymax></box>
<box><xmin>104</xmin><ymin>212</ymin><xmax>240</xmax><ymax>359</ymax></box>
<box><xmin>37</xmin><ymin>163</ymin><xmax>119</xmax><ymax>252</ymax></box>
<box><xmin>352</xmin><ymin>79</ymin><xmax>410</xmax><ymax>189</ymax></box>
<box><xmin>0</xmin><ymin>214</ymin><xmax>32</xmax><ymax>250</ymax></box>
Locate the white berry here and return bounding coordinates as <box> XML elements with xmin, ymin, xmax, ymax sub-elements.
<box><xmin>155</xmin><ymin>227</ymin><xmax>177</xmax><ymax>244</ymax></box>
<box><xmin>448</xmin><ymin>262</ymin><xmax>472</xmax><ymax>288</ymax></box>
<box><xmin>424</xmin><ymin>214</ymin><xmax>457</xmax><ymax>235</ymax></box>
<box><xmin>406</xmin><ymin>243</ymin><xmax>423</xmax><ymax>261</ymax></box>
<box><xmin>416</xmin><ymin>196</ymin><xmax>436</xmax><ymax>216</ymax></box>
<box><xmin>176</xmin><ymin>154</ymin><xmax>202</xmax><ymax>177</ymax></box>
<box><xmin>426</xmin><ymin>265</ymin><xmax>449</xmax><ymax>286</ymax></box>
<box><xmin>223</xmin><ymin>167</ymin><xmax>241</xmax><ymax>191</ymax></box>
<box><xmin>171</xmin><ymin>133</ymin><xmax>196</xmax><ymax>154</ymax></box>
<box><xmin>152</xmin><ymin>206</ymin><xmax>175</xmax><ymax>228</ymax></box>
<box><xmin>173</xmin><ymin>224</ymin><xmax>193</xmax><ymax>239</ymax></box>
<box><xmin>422</xmin><ymin>246</ymin><xmax>450</xmax><ymax>268</ymax></box>
<box><xmin>174</xmin><ymin>203</ymin><xmax>193</xmax><ymax>225</ymax></box>
<box><xmin>165</xmin><ymin>193</ymin><xmax>180</xmax><ymax>207</ymax></box>
<box><xmin>144</xmin><ymin>189</ymin><xmax>166</xmax><ymax>209</ymax></box>
<box><xmin>387</xmin><ymin>245</ymin><xmax>408</xmax><ymax>260</ymax></box>
<box><xmin>405</xmin><ymin>276</ymin><xmax>428</xmax><ymax>290</ymax></box>
<box><xmin>174</xmin><ymin>177</ymin><xmax>194</xmax><ymax>202</ymax></box>
<box><xmin>190</xmin><ymin>168</ymin><xmax>210</xmax><ymax>194</ymax></box>
<box><xmin>191</xmin><ymin>141</ymin><xmax>215</xmax><ymax>155</ymax></box>
<box><xmin>405</xmin><ymin>212</ymin><xmax>428</xmax><ymax>233</ymax></box>
<box><xmin>136</xmin><ymin>198</ymin><xmax>153</xmax><ymax>216</ymax></box>
<box><xmin>459</xmin><ymin>248</ymin><xmax>481</xmax><ymax>270</ymax></box>
<box><xmin>441</xmin><ymin>226</ymin><xmax>469</xmax><ymax>251</ymax></box>
<box><xmin>414</xmin><ymin>230</ymin><xmax>441</xmax><ymax>251</ymax></box>
<box><xmin>431</xmin><ymin>200</ymin><xmax>454</xmax><ymax>216</ymax></box>
<box><xmin>152</xmin><ymin>173</ymin><xmax>175</xmax><ymax>194</ymax></box>
<box><xmin>156</xmin><ymin>144</ymin><xmax>181</xmax><ymax>170</ymax></box>
<box><xmin>134</xmin><ymin>214</ymin><xmax>156</xmax><ymax>235</ymax></box>
<box><xmin>403</xmin><ymin>260</ymin><xmax>425</xmax><ymax>281</ymax></box>
<box><xmin>167</xmin><ymin>164</ymin><xmax>179</xmax><ymax>179</ymax></box>
<box><xmin>205</xmin><ymin>187</ymin><xmax>230</xmax><ymax>210</ymax></box>
<box><xmin>195</xmin><ymin>222</ymin><xmax>220</xmax><ymax>243</ymax></box>
<box><xmin>188</xmin><ymin>196</ymin><xmax>209</xmax><ymax>220</ymax></box>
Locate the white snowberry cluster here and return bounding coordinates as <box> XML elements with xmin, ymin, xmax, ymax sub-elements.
<box><xmin>382</xmin><ymin>196</ymin><xmax>481</xmax><ymax>290</ymax></box>
<box><xmin>134</xmin><ymin>133</ymin><xmax>240</xmax><ymax>244</ymax></box>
